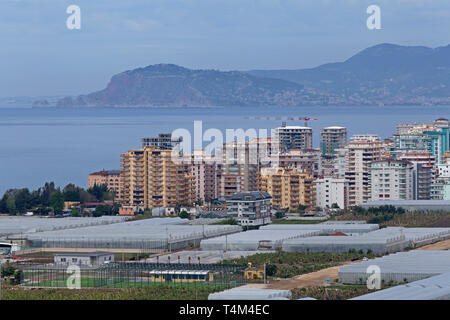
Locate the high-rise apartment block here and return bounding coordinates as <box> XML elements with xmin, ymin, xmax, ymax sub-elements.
<box><xmin>259</xmin><ymin>167</ymin><xmax>316</xmax><ymax>209</ymax></box>
<box><xmin>216</xmin><ymin>141</ymin><xmax>259</xmax><ymax>198</ymax></box>
<box><xmin>320</xmin><ymin>126</ymin><xmax>347</xmax><ymax>157</ymax></box>
<box><xmin>369</xmin><ymin>160</ymin><xmax>414</xmax><ymax>201</ymax></box>
<box><xmin>274</xmin><ymin>126</ymin><xmax>313</xmax><ymax>151</ymax></box>
<box><xmin>345</xmin><ymin>140</ymin><xmax>384</xmax><ymax>206</ymax></box>
<box><xmin>120</xmin><ymin>146</ymin><xmax>193</xmax><ymax>209</ymax></box>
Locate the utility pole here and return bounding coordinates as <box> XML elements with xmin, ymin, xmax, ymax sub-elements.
<box><xmin>263</xmin><ymin>263</ymin><xmax>266</xmax><ymax>285</ymax></box>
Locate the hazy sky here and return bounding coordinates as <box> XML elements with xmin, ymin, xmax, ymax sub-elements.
<box><xmin>1</xmin><ymin>0</ymin><xmax>450</xmax><ymax>97</ymax></box>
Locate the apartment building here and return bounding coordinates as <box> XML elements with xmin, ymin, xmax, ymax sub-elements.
<box><xmin>395</xmin><ymin>152</ymin><xmax>435</xmax><ymax>200</ymax></box>
<box><xmin>226</xmin><ymin>191</ymin><xmax>272</xmax><ymax>227</ymax></box>
<box><xmin>350</xmin><ymin>134</ymin><xmax>381</xmax><ymax>143</ymax></box>
<box><xmin>278</xmin><ymin>148</ymin><xmax>321</xmax><ymax>178</ymax></box>
<box><xmin>186</xmin><ymin>150</ymin><xmax>218</xmax><ymax>202</ymax></box>
<box><xmin>88</xmin><ymin>170</ymin><xmax>122</xmax><ymax>200</ymax></box>
<box><xmin>259</xmin><ymin>167</ymin><xmax>316</xmax><ymax>209</ymax></box>
<box><xmin>274</xmin><ymin>126</ymin><xmax>313</xmax><ymax>151</ymax></box>
<box><xmin>141</xmin><ymin>133</ymin><xmax>182</xmax><ymax>150</ymax></box>
<box><xmin>320</xmin><ymin>126</ymin><xmax>347</xmax><ymax>157</ymax></box>
<box><xmin>345</xmin><ymin>139</ymin><xmax>384</xmax><ymax>207</ymax></box>
<box><xmin>369</xmin><ymin>160</ymin><xmax>414</xmax><ymax>201</ymax></box>
<box><xmin>315</xmin><ymin>177</ymin><xmax>349</xmax><ymax>209</ymax></box>
<box><xmin>120</xmin><ymin>146</ymin><xmax>194</xmax><ymax>209</ymax></box>
<box><xmin>216</xmin><ymin>141</ymin><xmax>259</xmax><ymax>198</ymax></box>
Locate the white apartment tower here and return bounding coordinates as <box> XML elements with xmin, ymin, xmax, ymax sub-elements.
<box><xmin>369</xmin><ymin>160</ymin><xmax>414</xmax><ymax>201</ymax></box>
<box><xmin>345</xmin><ymin>139</ymin><xmax>384</xmax><ymax>206</ymax></box>
<box><xmin>315</xmin><ymin>177</ymin><xmax>349</xmax><ymax>209</ymax></box>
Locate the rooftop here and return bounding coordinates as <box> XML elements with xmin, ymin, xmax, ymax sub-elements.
<box><xmin>55</xmin><ymin>251</ymin><xmax>113</xmax><ymax>257</ymax></box>
<box><xmin>229</xmin><ymin>191</ymin><xmax>272</xmax><ymax>201</ymax></box>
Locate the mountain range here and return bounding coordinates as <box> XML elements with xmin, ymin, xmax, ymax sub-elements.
<box><xmin>36</xmin><ymin>43</ymin><xmax>450</xmax><ymax>108</ymax></box>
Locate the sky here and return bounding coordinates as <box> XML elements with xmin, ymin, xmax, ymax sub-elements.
<box><xmin>0</xmin><ymin>0</ymin><xmax>450</xmax><ymax>97</ymax></box>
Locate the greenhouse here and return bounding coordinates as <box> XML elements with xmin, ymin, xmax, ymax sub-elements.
<box><xmin>147</xmin><ymin>250</ymin><xmax>269</xmax><ymax>264</ymax></box>
<box><xmin>282</xmin><ymin>234</ymin><xmax>408</xmax><ymax>254</ymax></box>
<box><xmin>200</xmin><ymin>229</ymin><xmax>320</xmax><ymax>251</ymax></box>
<box><xmin>208</xmin><ymin>288</ymin><xmax>291</xmax><ymax>300</ymax></box>
<box><xmin>339</xmin><ymin>250</ymin><xmax>450</xmax><ymax>284</ymax></box>
<box><xmin>0</xmin><ymin>216</ymin><xmax>127</xmax><ymax>237</ymax></box>
<box><xmin>20</xmin><ymin>261</ymin><xmax>247</xmax><ymax>289</ymax></box>
<box><xmin>351</xmin><ymin>272</ymin><xmax>450</xmax><ymax>300</ymax></box>
<box><xmin>364</xmin><ymin>227</ymin><xmax>450</xmax><ymax>247</ymax></box>
<box><xmin>281</xmin><ymin>227</ymin><xmax>450</xmax><ymax>254</ymax></box>
<box><xmin>24</xmin><ymin>222</ymin><xmax>242</xmax><ymax>251</ymax></box>
<box><xmin>260</xmin><ymin>223</ymin><xmax>379</xmax><ymax>234</ymax></box>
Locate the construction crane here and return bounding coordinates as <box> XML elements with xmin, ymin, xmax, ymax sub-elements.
<box><xmin>243</xmin><ymin>116</ymin><xmax>318</xmax><ymax>127</ymax></box>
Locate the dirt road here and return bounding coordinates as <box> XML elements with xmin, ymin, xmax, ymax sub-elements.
<box><xmin>239</xmin><ymin>262</ymin><xmax>353</xmax><ymax>291</ymax></box>
<box><xmin>414</xmin><ymin>239</ymin><xmax>450</xmax><ymax>251</ymax></box>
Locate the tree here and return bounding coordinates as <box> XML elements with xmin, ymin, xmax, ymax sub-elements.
<box><xmin>13</xmin><ymin>269</ymin><xmax>23</xmax><ymax>285</ymax></box>
<box><xmin>40</xmin><ymin>182</ymin><xmax>56</xmax><ymax>206</ymax></box>
<box><xmin>93</xmin><ymin>205</ymin><xmax>112</xmax><ymax>217</ymax></box>
<box><xmin>63</xmin><ymin>184</ymin><xmax>82</xmax><ymax>201</ymax></box>
<box><xmin>6</xmin><ymin>196</ymin><xmax>17</xmax><ymax>215</ymax></box>
<box><xmin>14</xmin><ymin>188</ymin><xmax>32</xmax><ymax>213</ymax></box>
<box><xmin>0</xmin><ymin>195</ymin><xmax>7</xmax><ymax>213</ymax></box>
<box><xmin>88</xmin><ymin>184</ymin><xmax>109</xmax><ymax>201</ymax></box>
<box><xmin>265</xmin><ymin>264</ymin><xmax>278</xmax><ymax>277</ymax></box>
<box><xmin>331</xmin><ymin>203</ymin><xmax>340</xmax><ymax>209</ymax></box>
<box><xmin>50</xmin><ymin>191</ymin><xmax>64</xmax><ymax>214</ymax></box>
<box><xmin>275</xmin><ymin>211</ymin><xmax>284</xmax><ymax>219</ymax></box>
<box><xmin>179</xmin><ymin>210</ymin><xmax>190</xmax><ymax>219</ymax></box>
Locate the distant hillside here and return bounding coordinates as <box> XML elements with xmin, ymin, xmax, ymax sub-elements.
<box><xmin>55</xmin><ymin>64</ymin><xmax>333</xmax><ymax>108</ymax></box>
<box><xmin>248</xmin><ymin>43</ymin><xmax>450</xmax><ymax>105</ymax></box>
<box><xmin>50</xmin><ymin>43</ymin><xmax>450</xmax><ymax>108</ymax></box>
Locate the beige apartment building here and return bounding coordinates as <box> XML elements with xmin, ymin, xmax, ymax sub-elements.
<box><xmin>120</xmin><ymin>146</ymin><xmax>194</xmax><ymax>209</ymax></box>
<box><xmin>345</xmin><ymin>140</ymin><xmax>384</xmax><ymax>207</ymax></box>
<box><xmin>88</xmin><ymin>170</ymin><xmax>122</xmax><ymax>200</ymax></box>
<box><xmin>259</xmin><ymin>167</ymin><xmax>316</xmax><ymax>209</ymax></box>
<box><xmin>186</xmin><ymin>150</ymin><xmax>218</xmax><ymax>202</ymax></box>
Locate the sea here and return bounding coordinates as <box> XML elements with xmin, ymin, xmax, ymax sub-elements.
<box><xmin>0</xmin><ymin>105</ymin><xmax>449</xmax><ymax>194</ymax></box>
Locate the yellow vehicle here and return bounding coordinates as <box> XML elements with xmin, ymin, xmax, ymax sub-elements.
<box><xmin>244</xmin><ymin>268</ymin><xmax>265</xmax><ymax>280</ymax></box>
<box><xmin>149</xmin><ymin>270</ymin><xmax>214</xmax><ymax>283</ymax></box>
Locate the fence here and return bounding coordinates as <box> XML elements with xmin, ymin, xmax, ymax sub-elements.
<box><xmin>19</xmin><ymin>262</ymin><xmax>247</xmax><ymax>290</ymax></box>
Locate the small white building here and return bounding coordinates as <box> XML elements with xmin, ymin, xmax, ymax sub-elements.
<box><xmin>54</xmin><ymin>251</ymin><xmax>114</xmax><ymax>267</ymax></box>
<box><xmin>315</xmin><ymin>177</ymin><xmax>349</xmax><ymax>209</ymax></box>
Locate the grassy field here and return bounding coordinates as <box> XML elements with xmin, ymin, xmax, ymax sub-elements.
<box><xmin>27</xmin><ymin>276</ymin><xmax>234</xmax><ymax>290</ymax></box>
<box><xmin>223</xmin><ymin>251</ymin><xmax>378</xmax><ymax>278</ymax></box>
<box><xmin>2</xmin><ymin>284</ymin><xmax>228</xmax><ymax>300</ymax></box>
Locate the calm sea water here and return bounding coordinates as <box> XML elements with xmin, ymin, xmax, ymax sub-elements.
<box><xmin>0</xmin><ymin>105</ymin><xmax>449</xmax><ymax>194</ymax></box>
